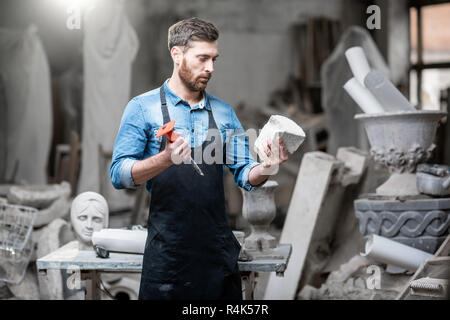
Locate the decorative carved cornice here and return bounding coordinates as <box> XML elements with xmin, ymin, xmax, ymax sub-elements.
<box><xmin>355</xmin><ymin>209</ymin><xmax>450</xmax><ymax>238</ymax></box>
<box><xmin>370</xmin><ymin>144</ymin><xmax>435</xmax><ymax>173</ymax></box>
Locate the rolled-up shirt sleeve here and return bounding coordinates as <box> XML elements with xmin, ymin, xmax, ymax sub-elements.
<box><xmin>110</xmin><ymin>98</ymin><xmax>148</xmax><ymax>190</ymax></box>
<box><xmin>224</xmin><ymin>108</ymin><xmax>261</xmax><ymax>191</ymax></box>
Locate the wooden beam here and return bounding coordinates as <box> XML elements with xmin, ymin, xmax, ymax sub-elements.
<box><xmin>416</xmin><ymin>6</ymin><xmax>423</xmax><ymax>108</ymax></box>
<box><xmin>412</xmin><ymin>62</ymin><xmax>450</xmax><ymax>70</ymax></box>
<box><xmin>409</xmin><ymin>0</ymin><xmax>450</xmax><ymax>8</ymax></box>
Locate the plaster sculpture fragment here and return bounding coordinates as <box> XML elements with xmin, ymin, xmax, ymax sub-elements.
<box><xmin>92</xmin><ymin>228</ymin><xmax>147</xmax><ymax>254</ymax></box>
<box><xmin>344</xmin><ymin>46</ymin><xmax>371</xmax><ymax>86</ymax></box>
<box><xmin>254</xmin><ymin>115</ymin><xmax>305</xmax><ymax>171</ymax></box>
<box><xmin>361</xmin><ymin>234</ymin><xmax>432</xmax><ymax>272</ymax></box>
<box><xmin>70</xmin><ymin>192</ymin><xmax>109</xmax><ymax>250</ymax></box>
<box><xmin>78</xmin><ymin>1</ymin><xmax>138</xmax><ymax>211</ymax></box>
<box><xmin>364</xmin><ymin>70</ymin><xmax>415</xmax><ymax>112</ymax></box>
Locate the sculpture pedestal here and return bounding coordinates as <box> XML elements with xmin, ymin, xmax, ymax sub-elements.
<box><xmin>243</xmin><ymin>227</ymin><xmax>277</xmax><ymax>251</ymax></box>
<box><xmin>376</xmin><ymin>173</ymin><xmax>419</xmax><ymax>196</ymax></box>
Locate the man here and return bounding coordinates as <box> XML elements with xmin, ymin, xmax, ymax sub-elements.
<box><xmin>110</xmin><ymin>17</ymin><xmax>288</xmax><ymax>300</ymax></box>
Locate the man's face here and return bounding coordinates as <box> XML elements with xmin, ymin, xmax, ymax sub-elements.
<box><xmin>177</xmin><ymin>40</ymin><xmax>219</xmax><ymax>92</ymax></box>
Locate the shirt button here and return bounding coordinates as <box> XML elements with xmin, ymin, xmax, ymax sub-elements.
<box><xmin>191</xmin><ymin>129</ymin><xmax>194</xmax><ymax>133</ymax></box>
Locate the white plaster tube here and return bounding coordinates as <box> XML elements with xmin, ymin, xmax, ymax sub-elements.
<box><xmin>92</xmin><ymin>229</ymin><xmax>246</xmax><ymax>254</ymax></box>
<box><xmin>92</xmin><ymin>229</ymin><xmax>147</xmax><ymax>254</ymax></box>
<box><xmin>343</xmin><ymin>78</ymin><xmax>384</xmax><ymax>113</ymax></box>
<box><xmin>361</xmin><ymin>234</ymin><xmax>433</xmax><ymax>271</ymax></box>
<box><xmin>345</xmin><ymin>46</ymin><xmax>371</xmax><ymax>86</ymax></box>
<box><xmin>364</xmin><ymin>70</ymin><xmax>416</xmax><ymax>111</ymax></box>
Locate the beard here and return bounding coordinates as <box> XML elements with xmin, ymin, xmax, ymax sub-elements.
<box><xmin>179</xmin><ymin>58</ymin><xmax>211</xmax><ymax>92</ymax></box>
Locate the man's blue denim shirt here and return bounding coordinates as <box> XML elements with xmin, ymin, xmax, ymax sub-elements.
<box><xmin>110</xmin><ymin>79</ymin><xmax>260</xmax><ymax>194</ymax></box>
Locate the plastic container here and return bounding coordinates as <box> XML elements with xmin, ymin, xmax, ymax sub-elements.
<box><xmin>0</xmin><ymin>203</ymin><xmax>36</xmax><ymax>283</ymax></box>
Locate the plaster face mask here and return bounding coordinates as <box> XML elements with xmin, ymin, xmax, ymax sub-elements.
<box><xmin>71</xmin><ymin>192</ymin><xmax>109</xmax><ymax>245</ymax></box>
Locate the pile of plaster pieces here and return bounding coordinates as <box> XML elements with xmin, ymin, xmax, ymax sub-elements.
<box><xmin>343</xmin><ymin>47</ymin><xmax>444</xmax><ymax>279</ymax></box>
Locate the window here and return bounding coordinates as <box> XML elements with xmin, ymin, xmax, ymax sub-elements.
<box><xmin>409</xmin><ymin>1</ymin><xmax>450</xmax><ymax>110</ymax></box>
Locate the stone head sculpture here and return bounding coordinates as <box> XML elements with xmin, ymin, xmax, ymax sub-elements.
<box><xmin>70</xmin><ymin>192</ymin><xmax>109</xmax><ymax>250</ymax></box>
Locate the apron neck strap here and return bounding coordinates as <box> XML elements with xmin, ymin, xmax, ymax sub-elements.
<box><xmin>160</xmin><ymin>84</ymin><xmax>216</xmax><ymax>130</ymax></box>
<box><xmin>160</xmin><ymin>86</ymin><xmax>171</xmax><ymax>124</ymax></box>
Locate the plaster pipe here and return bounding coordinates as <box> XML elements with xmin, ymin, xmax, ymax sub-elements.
<box><xmin>364</xmin><ymin>70</ymin><xmax>416</xmax><ymax>111</ymax></box>
<box><xmin>345</xmin><ymin>46</ymin><xmax>371</xmax><ymax>86</ymax></box>
<box><xmin>361</xmin><ymin>234</ymin><xmax>433</xmax><ymax>271</ymax></box>
<box><xmin>92</xmin><ymin>229</ymin><xmax>147</xmax><ymax>254</ymax></box>
<box><xmin>343</xmin><ymin>78</ymin><xmax>384</xmax><ymax>114</ymax></box>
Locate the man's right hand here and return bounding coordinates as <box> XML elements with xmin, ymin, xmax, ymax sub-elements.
<box><xmin>163</xmin><ymin>133</ymin><xmax>191</xmax><ymax>165</ymax></box>
<box><xmin>131</xmin><ymin>132</ymin><xmax>192</xmax><ymax>186</ymax></box>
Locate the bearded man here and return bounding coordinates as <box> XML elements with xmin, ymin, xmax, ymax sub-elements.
<box><xmin>110</xmin><ymin>17</ymin><xmax>288</xmax><ymax>300</ymax></box>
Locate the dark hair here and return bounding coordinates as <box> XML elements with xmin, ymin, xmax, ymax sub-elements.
<box><xmin>168</xmin><ymin>17</ymin><xmax>219</xmax><ymax>51</ymax></box>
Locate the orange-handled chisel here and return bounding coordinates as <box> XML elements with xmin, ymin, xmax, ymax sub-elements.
<box><xmin>156</xmin><ymin>120</ymin><xmax>204</xmax><ymax>176</ymax></box>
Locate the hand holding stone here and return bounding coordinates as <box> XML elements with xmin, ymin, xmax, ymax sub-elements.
<box><xmin>260</xmin><ymin>137</ymin><xmax>288</xmax><ymax>175</ymax></box>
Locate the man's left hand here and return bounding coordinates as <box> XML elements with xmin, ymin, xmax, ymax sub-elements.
<box><xmin>260</xmin><ymin>137</ymin><xmax>288</xmax><ymax>174</ymax></box>
<box><xmin>248</xmin><ymin>137</ymin><xmax>289</xmax><ymax>186</ymax></box>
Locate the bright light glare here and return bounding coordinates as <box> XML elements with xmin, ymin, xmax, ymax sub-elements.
<box><xmin>51</xmin><ymin>0</ymin><xmax>95</xmax><ymax>9</ymax></box>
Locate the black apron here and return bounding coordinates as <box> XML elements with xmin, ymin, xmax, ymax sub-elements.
<box><xmin>138</xmin><ymin>86</ymin><xmax>242</xmax><ymax>300</ymax></box>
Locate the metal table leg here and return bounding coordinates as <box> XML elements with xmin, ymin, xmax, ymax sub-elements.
<box><xmin>240</xmin><ymin>271</ymin><xmax>257</xmax><ymax>300</ymax></box>
<box><xmin>82</xmin><ymin>270</ymin><xmax>101</xmax><ymax>300</ymax></box>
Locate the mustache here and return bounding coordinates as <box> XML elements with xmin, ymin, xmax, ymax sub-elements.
<box><xmin>198</xmin><ymin>74</ymin><xmax>211</xmax><ymax>80</ymax></box>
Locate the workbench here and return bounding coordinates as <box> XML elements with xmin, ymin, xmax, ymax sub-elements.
<box><xmin>36</xmin><ymin>241</ymin><xmax>292</xmax><ymax>300</ymax></box>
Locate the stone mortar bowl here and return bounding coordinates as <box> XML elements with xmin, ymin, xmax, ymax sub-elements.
<box><xmin>355</xmin><ymin>110</ymin><xmax>447</xmax><ymax>196</ymax></box>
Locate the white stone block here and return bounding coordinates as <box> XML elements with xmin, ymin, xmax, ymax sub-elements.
<box><xmin>254</xmin><ymin>115</ymin><xmax>305</xmax><ymax>160</ymax></box>
<box><xmin>336</xmin><ymin>147</ymin><xmax>369</xmax><ymax>186</ymax></box>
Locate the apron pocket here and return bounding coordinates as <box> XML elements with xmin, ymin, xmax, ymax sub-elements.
<box><xmin>144</xmin><ymin>223</ymin><xmax>160</xmax><ymax>251</ymax></box>
<box><xmin>231</xmin><ymin>232</ymin><xmax>242</xmax><ymax>251</ymax></box>
<box><xmin>218</xmin><ymin>233</ymin><xmax>241</xmax><ymax>276</ymax></box>
<box><xmin>142</xmin><ymin>223</ymin><xmax>180</xmax><ymax>283</ymax></box>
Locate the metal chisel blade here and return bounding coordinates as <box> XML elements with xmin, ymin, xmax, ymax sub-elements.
<box><xmin>190</xmin><ymin>158</ymin><xmax>204</xmax><ymax>176</ymax></box>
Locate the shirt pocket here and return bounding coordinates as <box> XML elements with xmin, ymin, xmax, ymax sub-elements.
<box><xmin>173</xmin><ymin>126</ymin><xmax>191</xmax><ymax>145</ymax></box>
<box><xmin>149</xmin><ymin>128</ymin><xmax>163</xmax><ymax>152</ymax></box>
<box><xmin>150</xmin><ymin>126</ymin><xmax>191</xmax><ymax>151</ymax></box>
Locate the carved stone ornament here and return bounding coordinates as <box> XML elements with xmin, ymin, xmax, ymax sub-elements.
<box><xmin>354</xmin><ymin>198</ymin><xmax>450</xmax><ymax>253</ymax></box>
<box><xmin>370</xmin><ymin>143</ymin><xmax>436</xmax><ymax>174</ymax></box>
<box><xmin>355</xmin><ymin>110</ymin><xmax>446</xmax><ymax>196</ymax></box>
